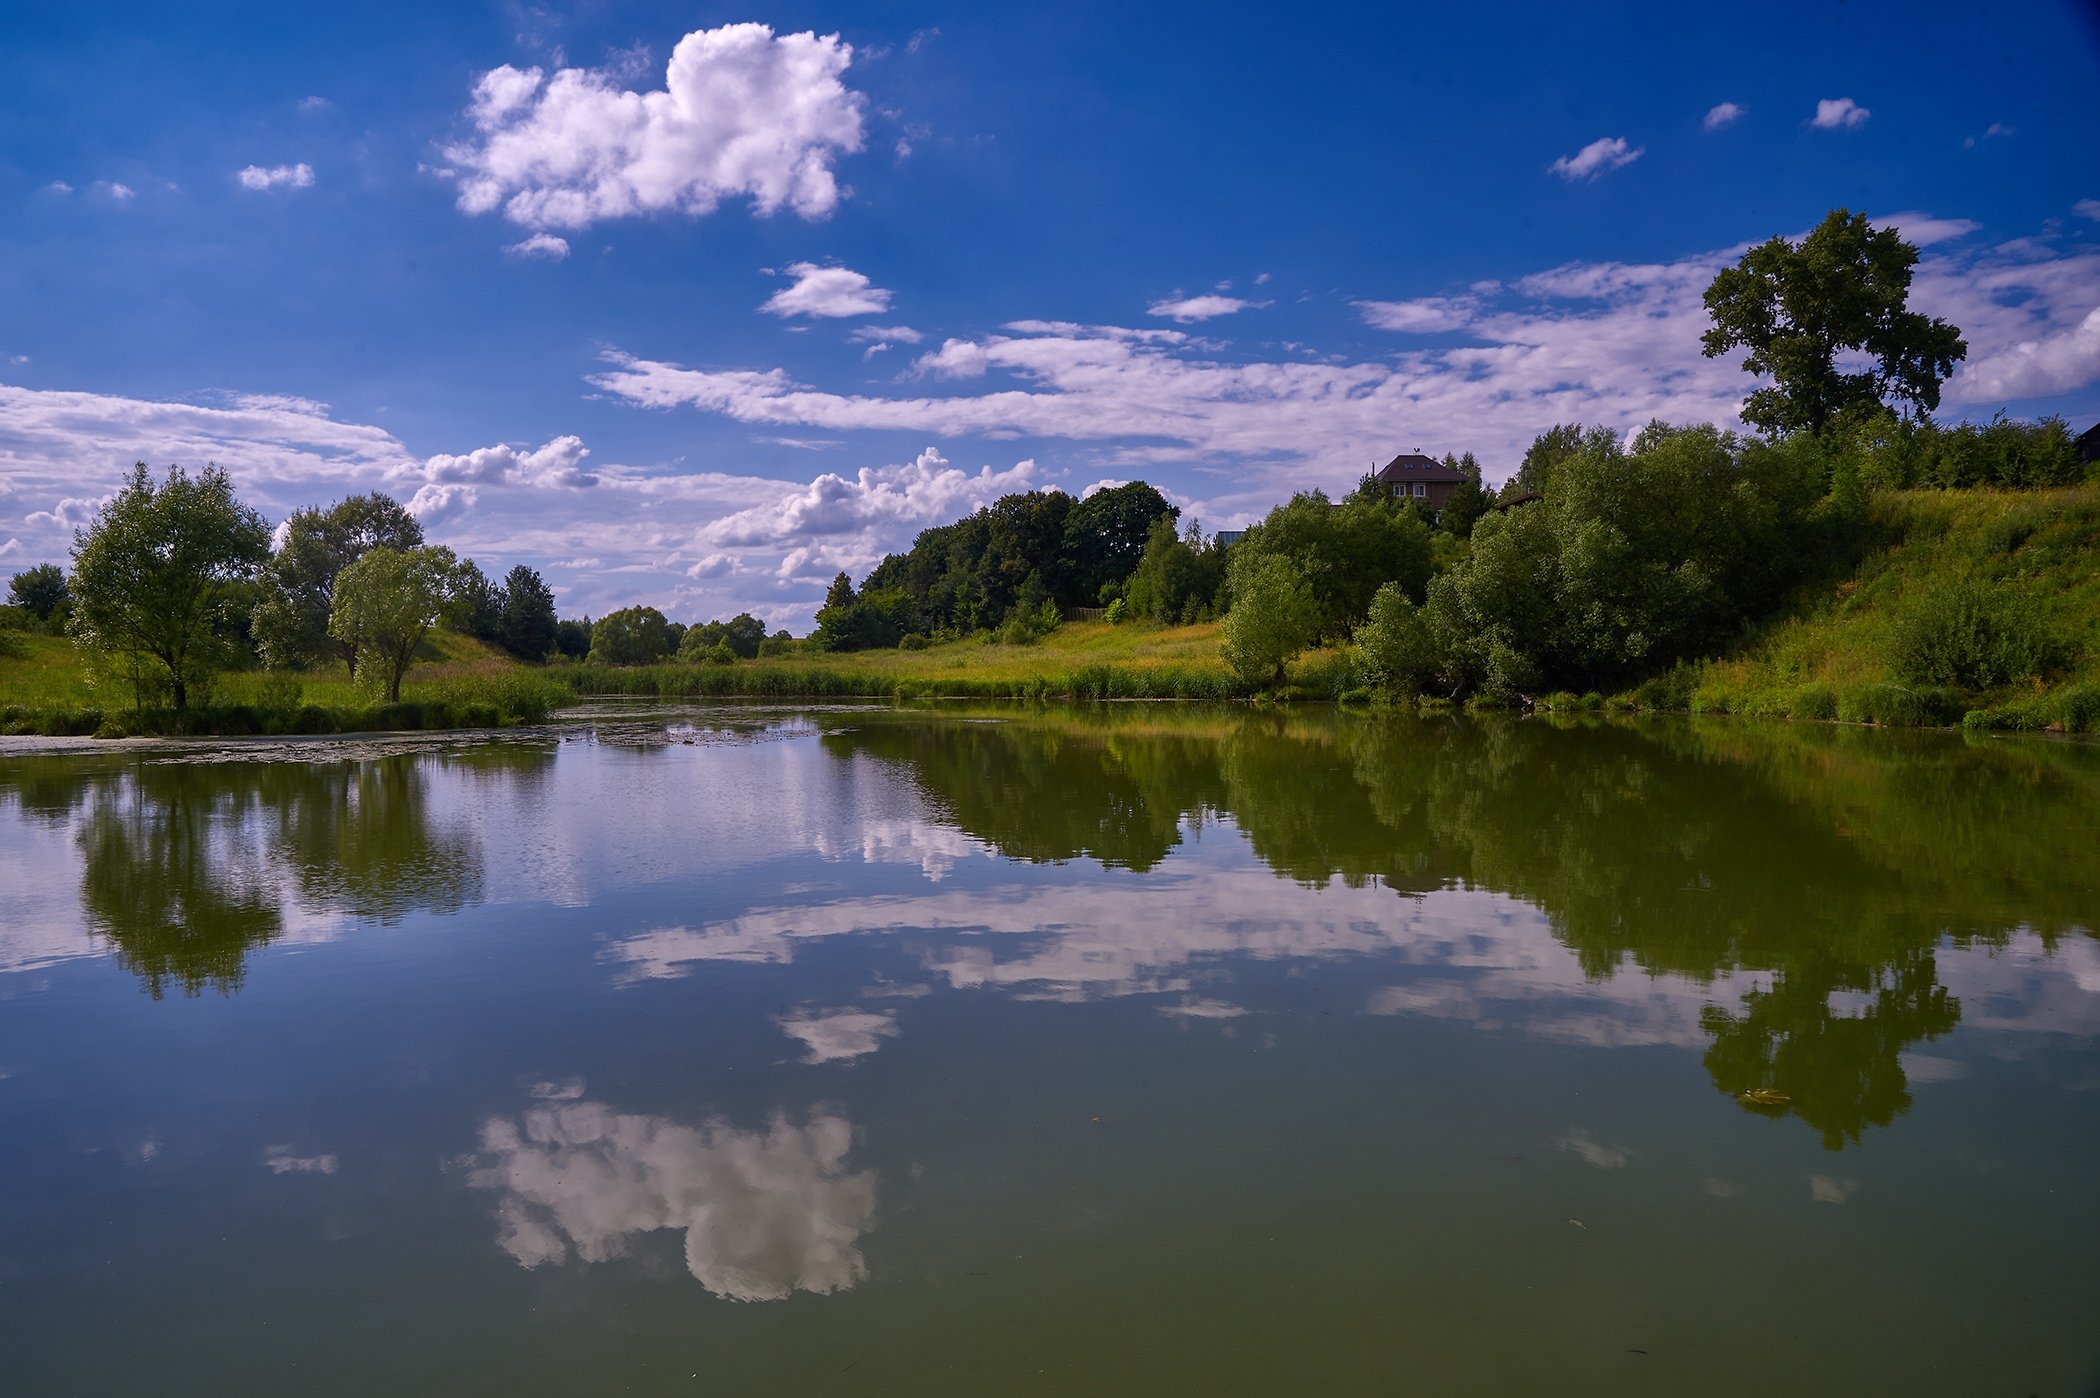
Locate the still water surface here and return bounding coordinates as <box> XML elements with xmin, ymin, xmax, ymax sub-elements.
<box><xmin>2</xmin><ymin>704</ymin><xmax>2097</xmax><ymax>1394</ymax></box>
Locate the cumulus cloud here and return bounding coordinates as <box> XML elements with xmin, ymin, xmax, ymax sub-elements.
<box><xmin>1809</xmin><ymin>98</ymin><xmax>1870</xmax><ymax>130</ymax></box>
<box><xmin>1147</xmin><ymin>294</ymin><xmax>1264</xmax><ymax>323</ymax></box>
<box><xmin>297</xmin><ymin>95</ymin><xmax>332</xmax><ymax>114</ymax></box>
<box><xmin>761</xmin><ymin>262</ymin><xmax>891</xmax><ymax>318</ymax></box>
<box><xmin>504</xmin><ymin>232</ymin><xmax>571</xmax><ymax>260</ymax></box>
<box><xmin>0</xmin><ymin>537</ymin><xmax>21</xmax><ymax>558</ymax></box>
<box><xmin>1355</xmin><ymin>295</ymin><xmax>1479</xmax><ymax>333</ymax></box>
<box><xmin>236</xmin><ymin>163</ymin><xmax>315</xmax><ymax>191</ymax></box>
<box><xmin>1703</xmin><ymin>102</ymin><xmax>1745</xmax><ymax>131</ymax></box>
<box><xmin>42</xmin><ymin>180</ymin><xmax>72</xmax><ymax>195</ymax></box>
<box><xmin>400</xmin><ymin>434</ymin><xmax>595</xmax><ymax>489</ymax></box>
<box><xmin>445</xmin><ymin>22</ymin><xmax>865</xmax><ymax>230</ymax></box>
<box><xmin>2073</xmin><ymin>199</ymin><xmax>2100</xmax><ymax>222</ymax></box>
<box><xmin>94</xmin><ymin>181</ymin><xmax>135</xmax><ymax>201</ymax></box>
<box><xmin>25</xmin><ymin>496</ymin><xmax>108</xmax><ymax>530</ymax></box>
<box><xmin>406</xmin><ymin>482</ymin><xmax>476</xmax><ymax>523</ymax></box>
<box><xmin>462</xmin><ymin>1093</ymin><xmax>876</xmax><ymax>1302</ymax></box>
<box><xmin>692</xmin><ymin>446</ymin><xmax>1038</xmax><ymax>583</ymax></box>
<box><xmin>1549</xmin><ymin>136</ymin><xmax>1642</xmax><ymax>182</ymax></box>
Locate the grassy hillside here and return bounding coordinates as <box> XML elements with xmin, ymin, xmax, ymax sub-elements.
<box><xmin>564</xmin><ymin>620</ymin><xmax>1270</xmax><ymax>700</ymax></box>
<box><xmin>1676</xmin><ymin>486</ymin><xmax>2100</xmax><ymax>732</ymax></box>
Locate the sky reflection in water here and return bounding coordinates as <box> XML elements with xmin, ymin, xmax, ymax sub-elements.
<box><xmin>1</xmin><ymin>707</ymin><xmax>2097</xmax><ymax>1393</ymax></box>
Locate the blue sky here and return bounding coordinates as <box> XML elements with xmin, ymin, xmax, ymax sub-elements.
<box><xmin>3</xmin><ymin>0</ymin><xmax>2097</xmax><ymax>627</ymax></box>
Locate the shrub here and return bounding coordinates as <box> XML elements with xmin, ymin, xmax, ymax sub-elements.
<box><xmin>1887</xmin><ymin>578</ymin><xmax>2065</xmax><ymax>689</ymax></box>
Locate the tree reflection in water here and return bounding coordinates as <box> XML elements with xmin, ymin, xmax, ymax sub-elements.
<box><xmin>830</xmin><ymin>707</ymin><xmax>2100</xmax><ymax>1149</ymax></box>
<box><xmin>20</xmin><ymin>744</ymin><xmax>553</xmax><ymax>997</ymax></box>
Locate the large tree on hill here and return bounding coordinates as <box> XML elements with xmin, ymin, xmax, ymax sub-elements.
<box><xmin>498</xmin><ymin>565</ymin><xmax>558</xmax><ymax>659</ymax></box>
<box><xmin>1702</xmin><ymin>209</ymin><xmax>1966</xmax><ymax>435</ymax></box>
<box><xmin>1063</xmin><ymin>481</ymin><xmax>1178</xmax><ymax>605</ymax></box>
<box><xmin>253</xmin><ymin>492</ymin><xmax>424</xmax><ymax>672</ymax></box>
<box><xmin>69</xmin><ymin>463</ymin><xmax>272</xmax><ymax>710</ymax></box>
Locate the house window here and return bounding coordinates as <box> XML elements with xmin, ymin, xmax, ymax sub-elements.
<box><xmin>1413</xmin><ymin>483</ymin><xmax>1426</xmax><ymax>498</ymax></box>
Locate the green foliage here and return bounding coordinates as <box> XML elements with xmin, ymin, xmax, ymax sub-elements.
<box><xmin>448</xmin><ymin>558</ymin><xmax>505</xmax><ymax>643</ymax></box>
<box><xmin>1125</xmin><ymin>516</ymin><xmax>1226</xmax><ymax>624</ymax></box>
<box><xmin>677</xmin><ymin>611</ymin><xmax>766</xmax><ymax>661</ymax></box>
<box><xmin>251</xmin><ymin>491</ymin><xmax>423</xmax><ymax>671</ymax></box>
<box><xmin>587</xmin><ymin>605</ymin><xmax>675</xmax><ymax>666</ymax></box>
<box><xmin>1354</xmin><ymin>582</ymin><xmax>1436</xmax><ymax>696</ymax></box>
<box><xmin>1221</xmin><ymin>552</ymin><xmax>1317</xmax><ymax>687</ymax></box>
<box><xmin>1502</xmin><ymin>424</ymin><xmax>1589</xmax><ymax>501</ymax></box>
<box><xmin>498</xmin><ymin>565</ymin><xmax>558</xmax><ymax>659</ymax></box>
<box><xmin>1230</xmin><ymin>488</ymin><xmax>1432</xmax><ymax>643</ymax></box>
<box><xmin>1702</xmin><ymin>209</ymin><xmax>1967</xmax><ymax>434</ymax></box>
<box><xmin>7</xmin><ymin>563</ymin><xmax>69</xmax><ymax>623</ymax></box>
<box><xmin>1425</xmin><ymin>422</ymin><xmax>1829</xmax><ymax>699</ymax></box>
<box><xmin>553</xmin><ymin>617</ymin><xmax>591</xmax><ymax>659</ymax></box>
<box><xmin>1436</xmin><ymin>452</ymin><xmax>1493</xmax><ymax>538</ymax></box>
<box><xmin>69</xmin><ymin>463</ymin><xmax>273</xmax><ymax>711</ymax></box>
<box><xmin>1886</xmin><ymin>578</ymin><xmax>2065</xmax><ymax>689</ymax></box>
<box><xmin>1837</xmin><ymin>410</ymin><xmax>2086</xmax><ymax>491</ymax></box>
<box><xmin>327</xmin><ymin>544</ymin><xmax>460</xmax><ymax>702</ymax></box>
<box><xmin>1061</xmin><ymin>481</ymin><xmax>1178</xmax><ymax>603</ymax></box>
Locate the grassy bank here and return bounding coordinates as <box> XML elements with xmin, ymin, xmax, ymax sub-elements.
<box><xmin>0</xmin><ymin>629</ymin><xmax>568</xmax><ymax>738</ymax></box>
<box><xmin>1666</xmin><ymin>486</ymin><xmax>2100</xmax><ymax>733</ymax></box>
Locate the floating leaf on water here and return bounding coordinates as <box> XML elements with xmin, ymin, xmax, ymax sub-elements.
<box><xmin>1737</xmin><ymin>1088</ymin><xmax>1792</xmax><ymax>1107</ymax></box>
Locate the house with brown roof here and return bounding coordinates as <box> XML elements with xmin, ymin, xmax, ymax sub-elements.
<box><xmin>1371</xmin><ymin>452</ymin><xmax>1470</xmax><ymax>512</ymax></box>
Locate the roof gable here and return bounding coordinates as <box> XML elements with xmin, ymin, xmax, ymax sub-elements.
<box><xmin>1375</xmin><ymin>452</ymin><xmax>1467</xmax><ymax>483</ymax></box>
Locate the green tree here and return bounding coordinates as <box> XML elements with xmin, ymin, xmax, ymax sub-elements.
<box><xmin>1437</xmin><ymin>452</ymin><xmax>1493</xmax><ymax>538</ymax></box>
<box><xmin>1220</xmin><ymin>552</ymin><xmax>1316</xmax><ymax>688</ymax></box>
<box><xmin>327</xmin><ymin>544</ymin><xmax>460</xmax><ymax>702</ymax></box>
<box><xmin>1232</xmin><ymin>489</ymin><xmax>1431</xmax><ymax>643</ymax></box>
<box><xmin>252</xmin><ymin>492</ymin><xmax>423</xmax><ymax>672</ymax></box>
<box><xmin>1062</xmin><ymin>481</ymin><xmax>1178</xmax><ymax>604</ymax></box>
<box><xmin>449</xmin><ymin>559</ymin><xmax>504</xmax><ymax>641</ymax></box>
<box><xmin>587</xmin><ymin>605</ymin><xmax>675</xmax><ymax>665</ymax></box>
<box><xmin>8</xmin><ymin>563</ymin><xmax>70</xmax><ymax>626</ymax></box>
<box><xmin>498</xmin><ymin>565</ymin><xmax>558</xmax><ymax>659</ymax></box>
<box><xmin>1503</xmin><ymin>424</ymin><xmax>1590</xmax><ymax>501</ymax></box>
<box><xmin>1702</xmin><ymin>209</ymin><xmax>1967</xmax><ymax>435</ymax></box>
<box><xmin>69</xmin><ymin>463</ymin><xmax>272</xmax><ymax>710</ymax></box>
<box><xmin>1354</xmin><ymin>582</ymin><xmax>1436</xmax><ymax>696</ymax></box>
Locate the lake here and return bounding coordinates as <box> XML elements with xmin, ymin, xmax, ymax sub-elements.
<box><xmin>2</xmin><ymin>704</ymin><xmax>2097</xmax><ymax>1394</ymax></box>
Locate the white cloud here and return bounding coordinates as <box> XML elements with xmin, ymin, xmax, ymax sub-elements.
<box><xmin>1809</xmin><ymin>98</ymin><xmax>1870</xmax><ymax>130</ymax></box>
<box><xmin>463</xmin><ymin>1093</ymin><xmax>876</xmax><ymax>1302</ymax></box>
<box><xmin>42</xmin><ymin>180</ymin><xmax>72</xmax><ymax>196</ymax></box>
<box><xmin>297</xmin><ymin>95</ymin><xmax>332</xmax><ymax>114</ymax></box>
<box><xmin>504</xmin><ymin>232</ymin><xmax>571</xmax><ymax>260</ymax></box>
<box><xmin>761</xmin><ymin>262</ymin><xmax>891</xmax><ymax>318</ymax></box>
<box><xmin>1355</xmin><ymin>295</ymin><xmax>1479</xmax><ymax>333</ymax></box>
<box><xmin>594</xmin><ymin>219</ymin><xmax>2100</xmax><ymax>503</ymax></box>
<box><xmin>846</xmin><ymin>324</ymin><xmax>922</xmax><ymax>345</ymax></box>
<box><xmin>0</xmin><ymin>537</ymin><xmax>21</xmax><ymax>558</ymax></box>
<box><xmin>446</xmin><ymin>22</ymin><xmax>865</xmax><ymax>231</ymax></box>
<box><xmin>1549</xmin><ymin>136</ymin><xmax>1642</xmax><ymax>182</ymax></box>
<box><xmin>406</xmin><ymin>482</ymin><xmax>476</xmax><ymax>523</ymax></box>
<box><xmin>1879</xmin><ymin>211</ymin><xmax>1980</xmax><ymax>247</ymax></box>
<box><xmin>1703</xmin><ymin>102</ymin><xmax>1745</xmax><ymax>131</ymax></box>
<box><xmin>2073</xmin><ymin>199</ymin><xmax>2100</xmax><ymax>222</ymax></box>
<box><xmin>236</xmin><ymin>163</ymin><xmax>315</xmax><ymax>191</ymax></box>
<box><xmin>1964</xmin><ymin>122</ymin><xmax>2013</xmax><ymax>149</ymax></box>
<box><xmin>401</xmin><ymin>434</ymin><xmax>594</xmax><ymax>490</ymax></box>
<box><xmin>94</xmin><ymin>181</ymin><xmax>135</xmax><ymax>201</ymax></box>
<box><xmin>693</xmin><ymin>446</ymin><xmax>1038</xmax><ymax>583</ymax></box>
<box><xmin>774</xmin><ymin>1006</ymin><xmax>899</xmax><ymax>1062</ymax></box>
<box><xmin>1147</xmin><ymin>294</ymin><xmax>1264</xmax><ymax>323</ymax></box>
<box><xmin>25</xmin><ymin>496</ymin><xmax>109</xmax><ymax>530</ymax></box>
